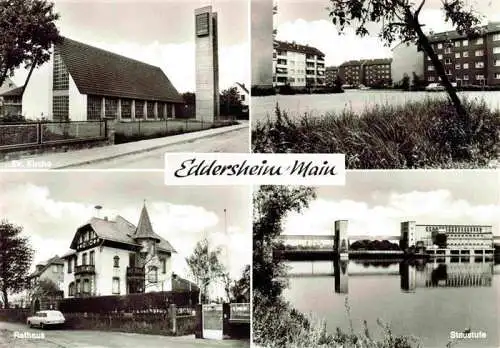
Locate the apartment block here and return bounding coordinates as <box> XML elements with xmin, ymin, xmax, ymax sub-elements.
<box><xmin>325</xmin><ymin>66</ymin><xmax>339</xmax><ymax>87</ymax></box>
<box><xmin>338</xmin><ymin>60</ymin><xmax>363</xmax><ymax>86</ymax></box>
<box><xmin>339</xmin><ymin>59</ymin><xmax>392</xmax><ymax>87</ymax></box>
<box><xmin>424</xmin><ymin>22</ymin><xmax>500</xmax><ymax>86</ymax></box>
<box><xmin>363</xmin><ymin>59</ymin><xmax>392</xmax><ymax>86</ymax></box>
<box><xmin>272</xmin><ymin>40</ymin><xmax>325</xmax><ymax>88</ymax></box>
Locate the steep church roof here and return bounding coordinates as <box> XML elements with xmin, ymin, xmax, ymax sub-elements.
<box><xmin>56</xmin><ymin>37</ymin><xmax>183</xmax><ymax>103</ymax></box>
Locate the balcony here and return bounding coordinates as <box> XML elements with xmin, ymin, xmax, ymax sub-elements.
<box><xmin>127</xmin><ymin>266</ymin><xmax>145</xmax><ymax>278</ymax></box>
<box><xmin>74</xmin><ymin>264</ymin><xmax>95</xmax><ymax>275</ymax></box>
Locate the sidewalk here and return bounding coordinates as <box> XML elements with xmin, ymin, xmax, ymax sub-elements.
<box><xmin>0</xmin><ymin>123</ymin><xmax>247</xmax><ymax>170</ymax></box>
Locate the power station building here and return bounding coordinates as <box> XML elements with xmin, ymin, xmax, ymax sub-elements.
<box><xmin>400</xmin><ymin>221</ymin><xmax>494</xmax><ymax>253</ymax></box>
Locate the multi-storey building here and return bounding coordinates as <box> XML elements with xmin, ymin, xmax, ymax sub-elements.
<box><xmin>273</xmin><ymin>40</ymin><xmax>325</xmax><ymax>88</ymax></box>
<box><xmin>61</xmin><ymin>203</ymin><xmax>176</xmax><ymax>298</ymax></box>
<box><xmin>338</xmin><ymin>60</ymin><xmax>363</xmax><ymax>86</ymax></box>
<box><xmin>26</xmin><ymin>256</ymin><xmax>65</xmax><ymax>310</ymax></box>
<box><xmin>325</xmin><ymin>66</ymin><xmax>339</xmax><ymax>87</ymax></box>
<box><xmin>9</xmin><ymin>37</ymin><xmax>183</xmax><ymax>120</ymax></box>
<box><xmin>362</xmin><ymin>59</ymin><xmax>392</xmax><ymax>86</ymax></box>
<box><xmin>424</xmin><ymin>22</ymin><xmax>500</xmax><ymax>86</ymax></box>
<box><xmin>391</xmin><ymin>42</ymin><xmax>424</xmax><ymax>85</ymax></box>
<box><xmin>400</xmin><ymin>222</ymin><xmax>494</xmax><ymax>251</ymax></box>
<box><xmin>339</xmin><ymin>59</ymin><xmax>392</xmax><ymax>87</ymax></box>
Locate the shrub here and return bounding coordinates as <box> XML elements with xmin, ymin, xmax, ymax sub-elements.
<box><xmin>252</xmin><ymin>99</ymin><xmax>500</xmax><ymax>169</ymax></box>
<box><xmin>58</xmin><ymin>291</ymin><xmax>198</xmax><ymax>314</ymax></box>
<box><xmin>253</xmin><ymin>294</ymin><xmax>420</xmax><ymax>348</ymax></box>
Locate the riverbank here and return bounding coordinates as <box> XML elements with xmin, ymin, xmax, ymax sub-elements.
<box><xmin>252</xmin><ymin>98</ymin><xmax>499</xmax><ymax>169</ymax></box>
<box><xmin>253</xmin><ymin>294</ymin><xmax>420</xmax><ymax>348</ymax></box>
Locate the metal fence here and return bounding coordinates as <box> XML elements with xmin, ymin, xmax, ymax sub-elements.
<box><xmin>0</xmin><ymin>120</ymin><xmax>107</xmax><ymax>150</ymax></box>
<box><xmin>229</xmin><ymin>303</ymin><xmax>250</xmax><ymax>323</ymax></box>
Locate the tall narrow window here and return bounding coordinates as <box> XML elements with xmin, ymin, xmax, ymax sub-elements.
<box><xmin>90</xmin><ymin>251</ymin><xmax>95</xmax><ymax>265</ymax></box>
<box><xmin>83</xmin><ymin>279</ymin><xmax>90</xmax><ymax>294</ymax></box>
<box><xmin>161</xmin><ymin>259</ymin><xmax>166</xmax><ymax>274</ymax></box>
<box><xmin>112</xmin><ymin>277</ymin><xmax>120</xmax><ymax>294</ymax></box>
<box><xmin>68</xmin><ymin>260</ymin><xmax>72</xmax><ymax>274</ymax></box>
<box><xmin>113</xmin><ymin>256</ymin><xmax>120</xmax><ymax>268</ymax></box>
<box><xmin>68</xmin><ymin>282</ymin><xmax>75</xmax><ymax>296</ymax></box>
<box><xmin>82</xmin><ymin>253</ymin><xmax>87</xmax><ymax>266</ymax></box>
<box><xmin>148</xmin><ymin>266</ymin><xmax>158</xmax><ymax>283</ymax></box>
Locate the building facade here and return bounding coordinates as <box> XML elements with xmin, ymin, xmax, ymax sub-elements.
<box><xmin>195</xmin><ymin>6</ymin><xmax>220</xmax><ymax>122</ymax></box>
<box><xmin>251</xmin><ymin>0</ymin><xmax>275</xmax><ymax>88</ymax></box>
<box><xmin>234</xmin><ymin>82</ymin><xmax>249</xmax><ymax>111</ymax></box>
<box><xmin>26</xmin><ymin>256</ymin><xmax>65</xmax><ymax>310</ymax></box>
<box><xmin>339</xmin><ymin>59</ymin><xmax>392</xmax><ymax>87</ymax></box>
<box><xmin>325</xmin><ymin>66</ymin><xmax>339</xmax><ymax>87</ymax></box>
<box><xmin>391</xmin><ymin>42</ymin><xmax>424</xmax><ymax>85</ymax></box>
<box><xmin>18</xmin><ymin>37</ymin><xmax>182</xmax><ymax>121</ymax></box>
<box><xmin>273</xmin><ymin>41</ymin><xmax>325</xmax><ymax>88</ymax></box>
<box><xmin>400</xmin><ymin>221</ymin><xmax>494</xmax><ymax>250</ymax></box>
<box><xmin>61</xmin><ymin>203</ymin><xmax>175</xmax><ymax>298</ymax></box>
<box><xmin>362</xmin><ymin>59</ymin><xmax>392</xmax><ymax>86</ymax></box>
<box><xmin>424</xmin><ymin>22</ymin><xmax>500</xmax><ymax>86</ymax></box>
<box><xmin>0</xmin><ymin>86</ymin><xmax>23</xmax><ymax>116</ymax></box>
<box><xmin>338</xmin><ymin>60</ymin><xmax>362</xmax><ymax>86</ymax></box>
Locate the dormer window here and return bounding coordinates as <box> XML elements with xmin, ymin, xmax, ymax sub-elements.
<box><xmin>113</xmin><ymin>256</ymin><xmax>120</xmax><ymax>268</ymax></box>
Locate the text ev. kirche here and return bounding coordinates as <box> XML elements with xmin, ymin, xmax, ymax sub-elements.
<box><xmin>174</xmin><ymin>158</ymin><xmax>338</xmax><ymax>178</ymax></box>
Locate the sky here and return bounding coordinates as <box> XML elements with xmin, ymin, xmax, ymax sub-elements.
<box><xmin>282</xmin><ymin>170</ymin><xmax>500</xmax><ymax>238</ymax></box>
<box><xmin>274</xmin><ymin>0</ymin><xmax>500</xmax><ymax>66</ymax></box>
<box><xmin>11</xmin><ymin>0</ymin><xmax>249</xmax><ymax>93</ymax></box>
<box><xmin>0</xmin><ymin>172</ymin><xmax>252</xmax><ymax>292</ymax></box>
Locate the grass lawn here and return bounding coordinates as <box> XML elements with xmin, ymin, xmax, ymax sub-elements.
<box><xmin>252</xmin><ymin>99</ymin><xmax>500</xmax><ymax>169</ymax></box>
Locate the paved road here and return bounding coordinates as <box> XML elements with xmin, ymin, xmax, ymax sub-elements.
<box><xmin>74</xmin><ymin>127</ymin><xmax>249</xmax><ymax>169</ymax></box>
<box><xmin>0</xmin><ymin>322</ymin><xmax>250</xmax><ymax>348</ymax></box>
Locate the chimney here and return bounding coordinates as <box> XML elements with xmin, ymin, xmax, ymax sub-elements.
<box><xmin>94</xmin><ymin>205</ymin><xmax>102</xmax><ymax>218</ymax></box>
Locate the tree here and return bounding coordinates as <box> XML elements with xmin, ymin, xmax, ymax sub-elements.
<box><xmin>333</xmin><ymin>74</ymin><xmax>344</xmax><ymax>91</ymax></box>
<box><xmin>253</xmin><ymin>186</ymin><xmax>316</xmax><ymax>301</ymax></box>
<box><xmin>186</xmin><ymin>238</ymin><xmax>225</xmax><ymax>304</ymax></box>
<box><xmin>219</xmin><ymin>87</ymin><xmax>243</xmax><ymax>117</ymax></box>
<box><xmin>327</xmin><ymin>0</ymin><xmax>483</xmax><ymax>133</ymax></box>
<box><xmin>401</xmin><ymin>73</ymin><xmax>410</xmax><ymax>91</ymax></box>
<box><xmin>0</xmin><ymin>0</ymin><xmax>61</xmax><ymax>88</ymax></box>
<box><xmin>230</xmin><ymin>265</ymin><xmax>250</xmax><ymax>303</ymax></box>
<box><xmin>32</xmin><ymin>279</ymin><xmax>61</xmax><ymax>309</ymax></box>
<box><xmin>434</xmin><ymin>233</ymin><xmax>447</xmax><ymax>249</ymax></box>
<box><xmin>412</xmin><ymin>71</ymin><xmax>426</xmax><ymax>90</ymax></box>
<box><xmin>0</xmin><ymin>220</ymin><xmax>34</xmax><ymax>308</ymax></box>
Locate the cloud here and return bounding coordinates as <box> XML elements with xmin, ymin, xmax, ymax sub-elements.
<box><xmin>12</xmin><ymin>40</ymin><xmax>249</xmax><ymax>93</ymax></box>
<box><xmin>276</xmin><ymin>19</ymin><xmax>392</xmax><ymax>66</ymax></box>
<box><xmin>283</xmin><ymin>190</ymin><xmax>499</xmax><ymax>238</ymax></box>
<box><xmin>276</xmin><ymin>8</ymin><xmax>499</xmax><ymax>66</ymax></box>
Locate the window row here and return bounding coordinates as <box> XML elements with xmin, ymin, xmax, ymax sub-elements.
<box><xmin>86</xmin><ymin>96</ymin><xmax>174</xmax><ymax>120</ymax></box>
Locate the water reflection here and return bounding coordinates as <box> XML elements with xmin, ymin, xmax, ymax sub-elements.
<box><xmin>287</xmin><ymin>258</ymin><xmax>496</xmax><ymax>294</ymax></box>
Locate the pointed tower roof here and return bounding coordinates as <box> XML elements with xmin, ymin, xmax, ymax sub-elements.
<box><xmin>134</xmin><ymin>201</ymin><xmax>161</xmax><ymax>242</ymax></box>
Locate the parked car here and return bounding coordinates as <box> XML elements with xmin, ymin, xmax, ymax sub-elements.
<box><xmin>27</xmin><ymin>310</ymin><xmax>65</xmax><ymax>329</ymax></box>
<box><xmin>425</xmin><ymin>83</ymin><xmax>445</xmax><ymax>91</ymax></box>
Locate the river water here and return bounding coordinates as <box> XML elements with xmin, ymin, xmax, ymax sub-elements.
<box><xmin>283</xmin><ymin>259</ymin><xmax>499</xmax><ymax>348</ymax></box>
<box><xmin>251</xmin><ymin>90</ymin><xmax>500</xmax><ymax>125</ymax></box>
